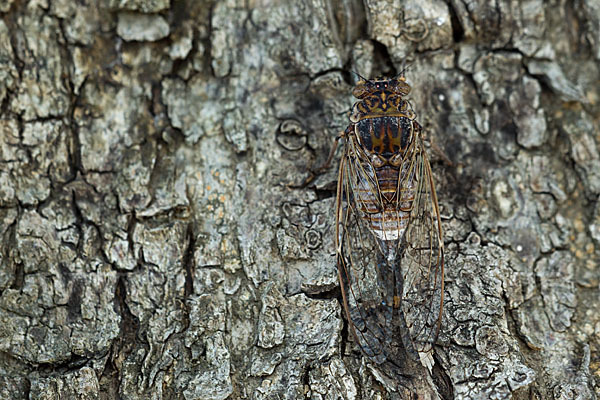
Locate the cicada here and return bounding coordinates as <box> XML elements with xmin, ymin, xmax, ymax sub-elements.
<box><xmin>336</xmin><ymin>75</ymin><xmax>444</xmax><ymax>364</ymax></box>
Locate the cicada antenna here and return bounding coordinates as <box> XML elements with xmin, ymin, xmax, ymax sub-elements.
<box><xmin>350</xmin><ymin>70</ymin><xmax>369</xmax><ymax>82</ymax></box>
<box><xmin>394</xmin><ymin>63</ymin><xmax>413</xmax><ymax>79</ymax></box>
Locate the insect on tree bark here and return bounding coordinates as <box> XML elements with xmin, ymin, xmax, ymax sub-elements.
<box><xmin>335</xmin><ymin>75</ymin><xmax>444</xmax><ymax>367</ymax></box>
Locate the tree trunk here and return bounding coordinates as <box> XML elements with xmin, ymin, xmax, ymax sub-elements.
<box><xmin>0</xmin><ymin>0</ymin><xmax>598</xmax><ymax>399</ymax></box>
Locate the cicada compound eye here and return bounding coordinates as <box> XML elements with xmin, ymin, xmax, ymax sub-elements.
<box><xmin>390</xmin><ymin>78</ymin><xmax>411</xmax><ymax>97</ymax></box>
<box><xmin>352</xmin><ymin>80</ymin><xmax>370</xmax><ymax>99</ymax></box>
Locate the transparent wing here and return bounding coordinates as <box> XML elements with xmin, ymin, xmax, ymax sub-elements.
<box><xmin>336</xmin><ymin>127</ymin><xmax>444</xmax><ymax>364</ymax></box>
<box><xmin>336</xmin><ymin>136</ymin><xmax>402</xmax><ymax>363</ymax></box>
<box><xmin>399</xmin><ymin>134</ymin><xmax>444</xmax><ymax>355</ymax></box>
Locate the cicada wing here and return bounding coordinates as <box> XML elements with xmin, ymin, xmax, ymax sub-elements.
<box><xmin>336</xmin><ymin>126</ymin><xmax>444</xmax><ymax>363</ymax></box>
<box><xmin>399</xmin><ymin>136</ymin><xmax>445</xmax><ymax>355</ymax></box>
<box><xmin>336</xmin><ymin>138</ymin><xmax>402</xmax><ymax>364</ymax></box>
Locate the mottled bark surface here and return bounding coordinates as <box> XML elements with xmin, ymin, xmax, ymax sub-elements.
<box><xmin>0</xmin><ymin>0</ymin><xmax>599</xmax><ymax>399</ymax></box>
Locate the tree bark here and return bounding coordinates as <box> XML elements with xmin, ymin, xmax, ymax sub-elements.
<box><xmin>0</xmin><ymin>0</ymin><xmax>599</xmax><ymax>399</ymax></box>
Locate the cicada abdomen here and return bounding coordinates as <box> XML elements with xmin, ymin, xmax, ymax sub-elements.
<box><xmin>336</xmin><ymin>75</ymin><xmax>444</xmax><ymax>364</ymax></box>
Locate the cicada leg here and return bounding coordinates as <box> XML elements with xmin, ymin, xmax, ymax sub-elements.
<box><xmin>417</xmin><ymin>122</ymin><xmax>455</xmax><ymax>168</ymax></box>
<box><xmin>289</xmin><ymin>125</ymin><xmax>352</xmax><ymax>188</ymax></box>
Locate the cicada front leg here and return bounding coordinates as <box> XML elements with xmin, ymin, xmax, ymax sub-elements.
<box><xmin>289</xmin><ymin>125</ymin><xmax>351</xmax><ymax>189</ymax></box>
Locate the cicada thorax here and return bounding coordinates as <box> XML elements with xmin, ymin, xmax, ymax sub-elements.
<box><xmin>348</xmin><ymin>91</ymin><xmax>420</xmax><ymax>253</ymax></box>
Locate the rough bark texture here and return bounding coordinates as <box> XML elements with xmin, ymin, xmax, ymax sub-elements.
<box><xmin>0</xmin><ymin>0</ymin><xmax>599</xmax><ymax>399</ymax></box>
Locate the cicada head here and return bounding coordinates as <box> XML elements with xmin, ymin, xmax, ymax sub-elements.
<box><xmin>352</xmin><ymin>76</ymin><xmax>412</xmax><ymax>99</ymax></box>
